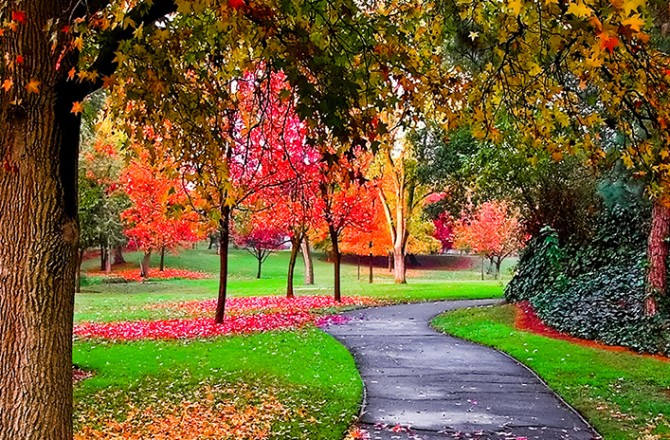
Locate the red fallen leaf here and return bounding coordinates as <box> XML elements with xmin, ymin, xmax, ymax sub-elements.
<box><xmin>11</xmin><ymin>11</ymin><xmax>26</xmax><ymax>24</ymax></box>
<box><xmin>16</xmin><ymin>55</ymin><xmax>24</xmax><ymax>64</ymax></box>
<box><xmin>229</xmin><ymin>0</ymin><xmax>246</xmax><ymax>9</ymax></box>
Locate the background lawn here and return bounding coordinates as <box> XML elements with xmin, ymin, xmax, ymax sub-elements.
<box><xmin>433</xmin><ymin>305</ymin><xmax>670</xmax><ymax>440</ymax></box>
<box><xmin>73</xmin><ymin>246</ymin><xmax>507</xmax><ymax>439</ymax></box>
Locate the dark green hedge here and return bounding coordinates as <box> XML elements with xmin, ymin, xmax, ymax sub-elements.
<box><xmin>505</xmin><ymin>204</ymin><xmax>670</xmax><ymax>355</ymax></box>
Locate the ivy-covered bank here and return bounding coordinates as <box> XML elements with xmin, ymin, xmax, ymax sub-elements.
<box><xmin>506</xmin><ymin>182</ymin><xmax>670</xmax><ymax>355</ymax></box>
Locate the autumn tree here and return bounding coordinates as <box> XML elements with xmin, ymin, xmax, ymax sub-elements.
<box><xmin>455</xmin><ymin>0</ymin><xmax>670</xmax><ymax>314</ymax></box>
<box><xmin>0</xmin><ymin>0</ymin><xmax>458</xmax><ymax>436</ymax></box>
<box><xmin>233</xmin><ymin>213</ymin><xmax>286</xmax><ymax>279</ymax></box>
<box><xmin>453</xmin><ymin>201</ymin><xmax>526</xmax><ymax>279</ymax></box>
<box><xmin>120</xmin><ymin>157</ymin><xmax>198</xmax><ymax>277</ymax></box>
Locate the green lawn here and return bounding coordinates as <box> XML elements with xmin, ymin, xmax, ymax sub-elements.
<box><xmin>433</xmin><ymin>305</ymin><xmax>670</xmax><ymax>440</ymax></box>
<box><xmin>76</xmin><ymin>247</ymin><xmax>506</xmax><ymax>323</ymax></box>
<box><xmin>74</xmin><ymin>246</ymin><xmax>506</xmax><ymax>439</ymax></box>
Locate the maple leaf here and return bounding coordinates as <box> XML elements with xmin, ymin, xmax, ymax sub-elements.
<box><xmin>567</xmin><ymin>1</ymin><xmax>593</xmax><ymax>18</ymax></box>
<box><xmin>68</xmin><ymin>67</ymin><xmax>77</xmax><ymax>80</ymax></box>
<box><xmin>15</xmin><ymin>55</ymin><xmax>24</xmax><ymax>65</ymax></box>
<box><xmin>622</xmin><ymin>0</ymin><xmax>645</xmax><ymax>15</ymax></box>
<box><xmin>622</xmin><ymin>14</ymin><xmax>644</xmax><ymax>32</ymax></box>
<box><xmin>11</xmin><ymin>11</ymin><xmax>26</xmax><ymax>24</ymax></box>
<box><xmin>599</xmin><ymin>33</ymin><xmax>619</xmax><ymax>53</ymax></box>
<box><xmin>71</xmin><ymin>101</ymin><xmax>84</xmax><ymax>115</ymax></box>
<box><xmin>508</xmin><ymin>0</ymin><xmax>523</xmax><ymax>15</ymax></box>
<box><xmin>101</xmin><ymin>75</ymin><xmax>117</xmax><ymax>89</ymax></box>
<box><xmin>1</xmin><ymin>79</ymin><xmax>13</xmax><ymax>92</ymax></box>
<box><xmin>25</xmin><ymin>79</ymin><xmax>40</xmax><ymax>94</ymax></box>
<box><xmin>229</xmin><ymin>0</ymin><xmax>246</xmax><ymax>10</ymax></box>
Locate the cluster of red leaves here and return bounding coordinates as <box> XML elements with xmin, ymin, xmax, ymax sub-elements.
<box><xmin>74</xmin><ymin>312</ymin><xmax>313</xmax><ymax>341</ymax></box>
<box><xmin>75</xmin><ymin>384</ymin><xmax>287</xmax><ymax>440</ymax></box>
<box><xmin>152</xmin><ymin>295</ymin><xmax>381</xmax><ymax>317</ymax></box>
<box><xmin>88</xmin><ymin>268</ymin><xmax>210</xmax><ymax>281</ymax></box>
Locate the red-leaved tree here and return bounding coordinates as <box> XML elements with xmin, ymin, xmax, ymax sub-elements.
<box><xmin>453</xmin><ymin>201</ymin><xmax>526</xmax><ymax>279</ymax></box>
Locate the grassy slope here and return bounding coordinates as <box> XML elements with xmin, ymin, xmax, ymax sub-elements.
<box><xmin>74</xmin><ymin>247</ymin><xmax>506</xmax><ymax>439</ymax></box>
<box><xmin>433</xmin><ymin>305</ymin><xmax>670</xmax><ymax>440</ymax></box>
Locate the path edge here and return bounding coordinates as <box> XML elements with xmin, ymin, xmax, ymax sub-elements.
<box><xmin>429</xmin><ymin>303</ymin><xmax>602</xmax><ymax>440</ymax></box>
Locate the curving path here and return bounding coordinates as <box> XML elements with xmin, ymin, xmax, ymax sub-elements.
<box><xmin>324</xmin><ymin>300</ymin><xmax>599</xmax><ymax>440</ymax></box>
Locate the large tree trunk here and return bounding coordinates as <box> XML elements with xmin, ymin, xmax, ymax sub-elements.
<box><xmin>215</xmin><ymin>206</ymin><xmax>231</xmax><ymax>324</ymax></box>
<box><xmin>0</xmin><ymin>8</ymin><xmax>82</xmax><ymax>437</ymax></box>
<box><xmin>159</xmin><ymin>246</ymin><xmax>166</xmax><ymax>272</ymax></box>
<box><xmin>140</xmin><ymin>249</ymin><xmax>152</xmax><ymax>278</ymax></box>
<box><xmin>301</xmin><ymin>236</ymin><xmax>314</xmax><ymax>285</ymax></box>
<box><xmin>494</xmin><ymin>256</ymin><xmax>502</xmax><ymax>280</ymax></box>
<box><xmin>646</xmin><ymin>200</ymin><xmax>670</xmax><ymax>316</ymax></box>
<box><xmin>113</xmin><ymin>246</ymin><xmax>125</xmax><ymax>265</ymax></box>
<box><xmin>287</xmin><ymin>236</ymin><xmax>301</xmax><ymax>298</ymax></box>
<box><xmin>329</xmin><ymin>226</ymin><xmax>342</xmax><ymax>302</ymax></box>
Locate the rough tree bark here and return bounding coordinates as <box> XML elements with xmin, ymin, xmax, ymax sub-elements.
<box><xmin>140</xmin><ymin>249</ymin><xmax>152</xmax><ymax>278</ymax></box>
<box><xmin>646</xmin><ymin>200</ymin><xmax>670</xmax><ymax>316</ymax></box>
<box><xmin>301</xmin><ymin>236</ymin><xmax>314</xmax><ymax>285</ymax></box>
<box><xmin>100</xmin><ymin>245</ymin><xmax>108</xmax><ymax>271</ymax></box>
<box><xmin>104</xmin><ymin>246</ymin><xmax>112</xmax><ymax>274</ymax></box>
<box><xmin>215</xmin><ymin>206</ymin><xmax>231</xmax><ymax>324</ymax></box>
<box><xmin>0</xmin><ymin>8</ymin><xmax>82</xmax><ymax>440</ymax></box>
<box><xmin>286</xmin><ymin>236</ymin><xmax>302</xmax><ymax>298</ymax></box>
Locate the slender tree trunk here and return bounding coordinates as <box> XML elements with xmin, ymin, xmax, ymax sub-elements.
<box><xmin>301</xmin><ymin>236</ymin><xmax>314</xmax><ymax>285</ymax></box>
<box><xmin>104</xmin><ymin>246</ymin><xmax>112</xmax><ymax>274</ymax></box>
<box><xmin>287</xmin><ymin>237</ymin><xmax>301</xmax><ymax>298</ymax></box>
<box><xmin>388</xmin><ymin>253</ymin><xmax>393</xmax><ymax>272</ymax></box>
<box><xmin>0</xmin><ymin>10</ymin><xmax>82</xmax><ymax>436</ymax></box>
<box><xmin>357</xmin><ymin>255</ymin><xmax>361</xmax><ymax>280</ymax></box>
<box><xmin>329</xmin><ymin>226</ymin><xmax>342</xmax><ymax>302</ymax></box>
<box><xmin>393</xmin><ymin>246</ymin><xmax>407</xmax><ymax>284</ymax></box>
<box><xmin>481</xmin><ymin>256</ymin><xmax>485</xmax><ymax>280</ymax></box>
<box><xmin>256</xmin><ymin>257</ymin><xmax>262</xmax><ymax>279</ymax></box>
<box><xmin>76</xmin><ymin>248</ymin><xmax>85</xmax><ymax>293</ymax></box>
<box><xmin>159</xmin><ymin>246</ymin><xmax>166</xmax><ymax>272</ymax></box>
<box><xmin>646</xmin><ymin>200</ymin><xmax>670</xmax><ymax>316</ymax></box>
<box><xmin>140</xmin><ymin>249</ymin><xmax>152</xmax><ymax>278</ymax></box>
<box><xmin>369</xmin><ymin>253</ymin><xmax>374</xmax><ymax>284</ymax></box>
<box><xmin>215</xmin><ymin>206</ymin><xmax>231</xmax><ymax>324</ymax></box>
<box><xmin>113</xmin><ymin>246</ymin><xmax>125</xmax><ymax>265</ymax></box>
<box><xmin>100</xmin><ymin>244</ymin><xmax>107</xmax><ymax>271</ymax></box>
<box><xmin>494</xmin><ymin>257</ymin><xmax>502</xmax><ymax>280</ymax></box>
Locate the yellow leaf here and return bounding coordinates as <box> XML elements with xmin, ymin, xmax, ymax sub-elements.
<box><xmin>622</xmin><ymin>14</ymin><xmax>644</xmax><ymax>32</ymax></box>
<box><xmin>2</xmin><ymin>79</ymin><xmax>13</xmax><ymax>92</ymax></box>
<box><xmin>25</xmin><ymin>79</ymin><xmax>40</xmax><ymax>94</ymax></box>
<box><xmin>508</xmin><ymin>0</ymin><xmax>523</xmax><ymax>15</ymax></box>
<box><xmin>567</xmin><ymin>1</ymin><xmax>593</xmax><ymax>18</ymax></box>
<box><xmin>622</xmin><ymin>0</ymin><xmax>645</xmax><ymax>15</ymax></box>
<box><xmin>68</xmin><ymin>67</ymin><xmax>76</xmax><ymax>80</ymax></box>
<box><xmin>71</xmin><ymin>101</ymin><xmax>84</xmax><ymax>115</ymax></box>
<box><xmin>101</xmin><ymin>75</ymin><xmax>117</xmax><ymax>89</ymax></box>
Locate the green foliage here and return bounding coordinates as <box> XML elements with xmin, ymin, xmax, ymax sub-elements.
<box><xmin>505</xmin><ymin>190</ymin><xmax>670</xmax><ymax>355</ymax></box>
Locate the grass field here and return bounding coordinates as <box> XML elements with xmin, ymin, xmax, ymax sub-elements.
<box><xmin>433</xmin><ymin>305</ymin><xmax>670</xmax><ymax>440</ymax></box>
<box><xmin>73</xmin><ymin>246</ymin><xmax>507</xmax><ymax>439</ymax></box>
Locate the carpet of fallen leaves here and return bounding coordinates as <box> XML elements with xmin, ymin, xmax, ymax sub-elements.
<box><xmin>74</xmin><ymin>295</ymin><xmax>380</xmax><ymax>341</ymax></box>
<box><xmin>75</xmin><ymin>383</ymin><xmax>287</xmax><ymax>440</ymax></box>
<box><xmin>87</xmin><ymin>268</ymin><xmax>211</xmax><ymax>282</ymax></box>
<box><xmin>150</xmin><ymin>295</ymin><xmax>382</xmax><ymax>317</ymax></box>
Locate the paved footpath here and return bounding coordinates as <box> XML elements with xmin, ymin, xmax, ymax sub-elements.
<box><xmin>324</xmin><ymin>300</ymin><xmax>599</xmax><ymax>440</ymax></box>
